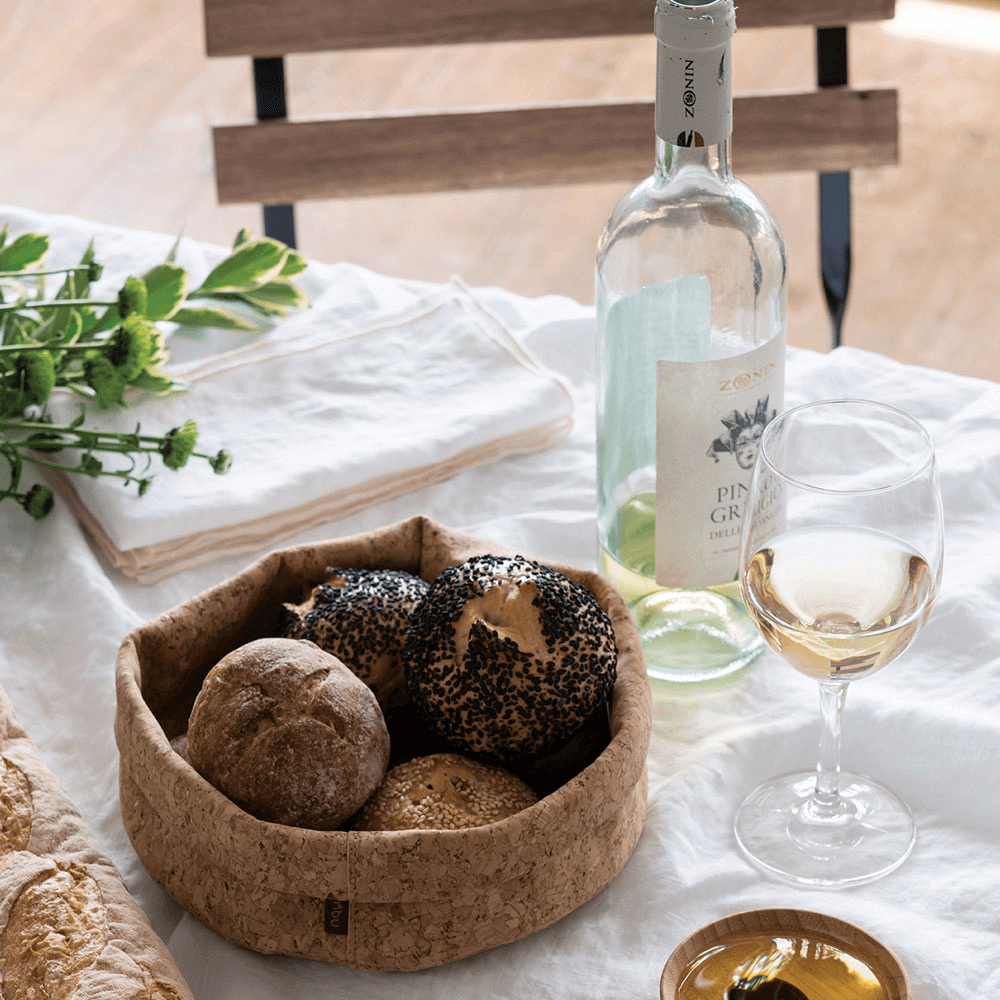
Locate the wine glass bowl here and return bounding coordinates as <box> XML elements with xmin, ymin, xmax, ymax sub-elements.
<box><xmin>734</xmin><ymin>399</ymin><xmax>944</xmax><ymax>887</ymax></box>
<box><xmin>742</xmin><ymin>525</ymin><xmax>936</xmax><ymax>684</ymax></box>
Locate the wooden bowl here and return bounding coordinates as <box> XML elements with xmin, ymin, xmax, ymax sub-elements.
<box><xmin>115</xmin><ymin>516</ymin><xmax>651</xmax><ymax>971</ymax></box>
<box><xmin>659</xmin><ymin>908</ymin><xmax>911</xmax><ymax>999</ymax></box>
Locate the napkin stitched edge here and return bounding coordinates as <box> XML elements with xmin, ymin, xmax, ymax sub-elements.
<box><xmin>42</xmin><ymin>283</ymin><xmax>576</xmax><ymax>583</ymax></box>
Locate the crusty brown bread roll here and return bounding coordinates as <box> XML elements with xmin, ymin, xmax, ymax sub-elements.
<box><xmin>0</xmin><ymin>682</ymin><xmax>194</xmax><ymax>999</ymax></box>
<box><xmin>0</xmin><ymin>755</ymin><xmax>32</xmax><ymax>853</ymax></box>
<box><xmin>168</xmin><ymin>732</ymin><xmax>189</xmax><ymax>764</ymax></box>
<box><xmin>0</xmin><ymin>851</ymin><xmax>188</xmax><ymax>1000</ymax></box>
<box><xmin>277</xmin><ymin>567</ymin><xmax>429</xmax><ymax>710</ymax></box>
<box><xmin>1</xmin><ymin>853</ymin><xmax>109</xmax><ymax>1000</ymax></box>
<box><xmin>186</xmin><ymin>637</ymin><xmax>390</xmax><ymax>830</ymax></box>
<box><xmin>403</xmin><ymin>554</ymin><xmax>618</xmax><ymax>763</ymax></box>
<box><xmin>352</xmin><ymin>753</ymin><xmax>537</xmax><ymax>831</ymax></box>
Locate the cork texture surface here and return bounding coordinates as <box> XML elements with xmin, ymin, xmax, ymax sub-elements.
<box><xmin>115</xmin><ymin>515</ymin><xmax>652</xmax><ymax>971</ymax></box>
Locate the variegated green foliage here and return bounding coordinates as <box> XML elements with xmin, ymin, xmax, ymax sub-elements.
<box><xmin>0</xmin><ymin>227</ymin><xmax>309</xmax><ymax>517</ymax></box>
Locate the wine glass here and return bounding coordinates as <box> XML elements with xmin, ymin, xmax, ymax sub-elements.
<box><xmin>733</xmin><ymin>399</ymin><xmax>944</xmax><ymax>887</ymax></box>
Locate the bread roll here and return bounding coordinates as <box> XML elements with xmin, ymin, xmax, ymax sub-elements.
<box><xmin>404</xmin><ymin>554</ymin><xmax>618</xmax><ymax>763</ymax></box>
<box><xmin>277</xmin><ymin>567</ymin><xmax>429</xmax><ymax>710</ymax></box>
<box><xmin>0</xmin><ymin>854</ymin><xmax>109</xmax><ymax>1000</ymax></box>
<box><xmin>352</xmin><ymin>753</ymin><xmax>537</xmax><ymax>831</ymax></box>
<box><xmin>0</xmin><ymin>755</ymin><xmax>32</xmax><ymax>853</ymax></box>
<box><xmin>168</xmin><ymin>732</ymin><xmax>189</xmax><ymax>764</ymax></box>
<box><xmin>0</xmin><ymin>683</ymin><xmax>194</xmax><ymax>999</ymax></box>
<box><xmin>186</xmin><ymin>637</ymin><xmax>390</xmax><ymax>830</ymax></box>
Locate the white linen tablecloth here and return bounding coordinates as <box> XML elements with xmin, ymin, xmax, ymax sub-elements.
<box><xmin>1</xmin><ymin>210</ymin><xmax>999</xmax><ymax>999</ymax></box>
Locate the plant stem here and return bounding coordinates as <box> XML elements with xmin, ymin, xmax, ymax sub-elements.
<box><xmin>3</xmin><ymin>420</ymin><xmax>218</xmax><ymax>465</ymax></box>
<box><xmin>0</xmin><ymin>419</ymin><xmax>165</xmax><ymax>443</ymax></box>
<box><xmin>0</xmin><ymin>266</ymin><xmax>91</xmax><ymax>278</ymax></box>
<box><xmin>19</xmin><ymin>453</ymin><xmax>142</xmax><ymax>478</ymax></box>
<box><xmin>0</xmin><ymin>298</ymin><xmax>116</xmax><ymax>313</ymax></box>
<box><xmin>0</xmin><ymin>341</ymin><xmax>108</xmax><ymax>355</ymax></box>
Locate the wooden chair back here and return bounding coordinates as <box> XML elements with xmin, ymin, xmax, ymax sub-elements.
<box><xmin>203</xmin><ymin>0</ymin><xmax>899</xmax><ymax>345</ymax></box>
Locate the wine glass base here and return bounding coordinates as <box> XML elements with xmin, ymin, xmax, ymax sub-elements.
<box><xmin>734</xmin><ymin>770</ymin><xmax>915</xmax><ymax>888</ymax></box>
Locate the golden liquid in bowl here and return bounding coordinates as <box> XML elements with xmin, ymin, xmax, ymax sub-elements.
<box><xmin>675</xmin><ymin>933</ymin><xmax>888</xmax><ymax>1000</ymax></box>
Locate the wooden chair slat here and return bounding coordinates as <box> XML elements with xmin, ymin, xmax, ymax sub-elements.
<box><xmin>212</xmin><ymin>88</ymin><xmax>898</xmax><ymax>203</ymax></box>
<box><xmin>204</xmin><ymin>0</ymin><xmax>896</xmax><ymax>57</ymax></box>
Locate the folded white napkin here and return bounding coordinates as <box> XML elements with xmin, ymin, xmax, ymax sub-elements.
<box><xmin>48</xmin><ymin>280</ymin><xmax>574</xmax><ymax>582</ymax></box>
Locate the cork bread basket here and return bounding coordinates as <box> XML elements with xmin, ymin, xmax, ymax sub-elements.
<box><xmin>115</xmin><ymin>516</ymin><xmax>652</xmax><ymax>971</ymax></box>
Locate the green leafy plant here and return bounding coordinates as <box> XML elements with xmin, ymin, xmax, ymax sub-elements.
<box><xmin>0</xmin><ymin>225</ymin><xmax>309</xmax><ymax>518</ymax></box>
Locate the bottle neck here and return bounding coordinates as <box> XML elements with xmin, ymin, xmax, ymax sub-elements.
<box><xmin>654</xmin><ymin>135</ymin><xmax>732</xmax><ymax>183</ymax></box>
<box><xmin>653</xmin><ymin>1</ymin><xmax>735</xmax><ymax>182</ymax></box>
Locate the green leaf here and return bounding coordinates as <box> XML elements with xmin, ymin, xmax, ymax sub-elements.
<box><xmin>29</xmin><ymin>310</ymin><xmax>59</xmax><ymax>345</ymax></box>
<box><xmin>0</xmin><ymin>233</ymin><xmax>49</xmax><ymax>271</ymax></box>
<box><xmin>171</xmin><ymin>305</ymin><xmax>262</xmax><ymax>332</ymax></box>
<box><xmin>279</xmin><ymin>250</ymin><xmax>307</xmax><ymax>277</ymax></box>
<box><xmin>0</xmin><ymin>391</ymin><xmax>27</xmax><ymax>420</ymax></box>
<box><xmin>56</xmin><ymin>241</ymin><xmax>96</xmax><ymax>302</ymax></box>
<box><xmin>232</xmin><ymin>228</ymin><xmax>254</xmax><ymax>250</ymax></box>
<box><xmin>195</xmin><ymin>239</ymin><xmax>288</xmax><ymax>294</ymax></box>
<box><xmin>51</xmin><ymin>279</ymin><xmax>85</xmax><ymax>335</ymax></box>
<box><xmin>129</xmin><ymin>369</ymin><xmax>183</xmax><ymax>395</ymax></box>
<box><xmin>86</xmin><ymin>303</ymin><xmax>123</xmax><ymax>335</ymax></box>
<box><xmin>0</xmin><ymin>225</ymin><xmax>8</xmax><ymax>250</ymax></box>
<box><xmin>141</xmin><ymin>263</ymin><xmax>188</xmax><ymax>321</ymax></box>
<box><xmin>214</xmin><ymin>293</ymin><xmax>283</xmax><ymax>319</ymax></box>
<box><xmin>75</xmin><ymin>305</ymin><xmax>99</xmax><ymax>335</ymax></box>
<box><xmin>166</xmin><ymin>229</ymin><xmax>184</xmax><ymax>264</ymax></box>
<box><xmin>35</xmin><ymin>297</ymin><xmax>82</xmax><ymax>350</ymax></box>
<box><xmin>59</xmin><ymin>309</ymin><xmax>84</xmax><ymax>350</ymax></box>
<box><xmin>0</xmin><ymin>283</ymin><xmax>29</xmax><ymax>310</ymax></box>
<box><xmin>7</xmin><ymin>315</ymin><xmax>38</xmax><ymax>344</ymax></box>
<box><xmin>237</xmin><ymin>277</ymin><xmax>310</xmax><ymax>317</ymax></box>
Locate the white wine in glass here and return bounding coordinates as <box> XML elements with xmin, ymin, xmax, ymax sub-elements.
<box><xmin>744</xmin><ymin>525</ymin><xmax>936</xmax><ymax>682</ymax></box>
<box><xmin>734</xmin><ymin>399</ymin><xmax>944</xmax><ymax>887</ymax></box>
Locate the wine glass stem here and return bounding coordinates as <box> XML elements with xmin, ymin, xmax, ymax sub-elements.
<box><xmin>813</xmin><ymin>680</ymin><xmax>849</xmax><ymax>815</ymax></box>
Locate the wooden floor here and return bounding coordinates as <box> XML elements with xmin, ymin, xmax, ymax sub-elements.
<box><xmin>2</xmin><ymin>0</ymin><xmax>998</xmax><ymax>379</ymax></box>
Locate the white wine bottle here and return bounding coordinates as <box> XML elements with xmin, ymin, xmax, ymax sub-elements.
<box><xmin>595</xmin><ymin>0</ymin><xmax>787</xmax><ymax>683</ymax></box>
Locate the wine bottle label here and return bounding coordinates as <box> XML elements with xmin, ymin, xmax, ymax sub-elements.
<box><xmin>654</xmin><ymin>0</ymin><xmax>734</xmax><ymax>148</ymax></box>
<box><xmin>599</xmin><ymin>277</ymin><xmax>712</xmax><ymax>508</ymax></box>
<box><xmin>655</xmin><ymin>334</ymin><xmax>784</xmax><ymax>588</ymax></box>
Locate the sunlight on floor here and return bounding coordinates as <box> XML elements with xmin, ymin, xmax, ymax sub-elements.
<box><xmin>886</xmin><ymin>0</ymin><xmax>1000</xmax><ymax>52</ymax></box>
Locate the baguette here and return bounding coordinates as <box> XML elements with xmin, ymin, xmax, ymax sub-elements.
<box><xmin>0</xmin><ymin>683</ymin><xmax>193</xmax><ymax>999</ymax></box>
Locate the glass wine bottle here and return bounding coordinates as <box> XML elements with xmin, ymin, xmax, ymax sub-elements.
<box><xmin>595</xmin><ymin>0</ymin><xmax>787</xmax><ymax>683</ymax></box>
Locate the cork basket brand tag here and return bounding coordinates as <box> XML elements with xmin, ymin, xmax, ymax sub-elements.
<box><xmin>324</xmin><ymin>897</ymin><xmax>350</xmax><ymax>935</ymax></box>
<box><xmin>115</xmin><ymin>515</ymin><xmax>652</xmax><ymax>972</ymax></box>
